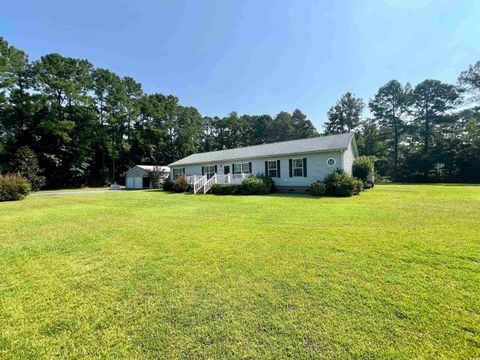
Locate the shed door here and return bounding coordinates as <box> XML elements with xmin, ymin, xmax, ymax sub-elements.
<box><xmin>126</xmin><ymin>177</ymin><xmax>134</xmax><ymax>189</ymax></box>
<box><xmin>134</xmin><ymin>177</ymin><xmax>143</xmax><ymax>189</ymax></box>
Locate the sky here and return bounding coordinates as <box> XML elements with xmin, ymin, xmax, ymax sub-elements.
<box><xmin>1</xmin><ymin>0</ymin><xmax>479</xmax><ymax>130</ymax></box>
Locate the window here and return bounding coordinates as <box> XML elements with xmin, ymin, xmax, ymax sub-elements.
<box><xmin>234</xmin><ymin>162</ymin><xmax>250</xmax><ymax>174</ymax></box>
<box><xmin>292</xmin><ymin>158</ymin><xmax>303</xmax><ymax>177</ymax></box>
<box><xmin>267</xmin><ymin>160</ymin><xmax>278</xmax><ymax>177</ymax></box>
<box><xmin>172</xmin><ymin>168</ymin><xmax>185</xmax><ymax>179</ymax></box>
<box><xmin>327</xmin><ymin>158</ymin><xmax>336</xmax><ymax>166</ymax></box>
<box><xmin>202</xmin><ymin>165</ymin><xmax>216</xmax><ymax>178</ymax></box>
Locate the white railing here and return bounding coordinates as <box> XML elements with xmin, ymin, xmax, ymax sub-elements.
<box><xmin>190</xmin><ymin>173</ymin><xmax>250</xmax><ymax>194</ymax></box>
<box><xmin>203</xmin><ymin>174</ymin><xmax>217</xmax><ymax>194</ymax></box>
<box><xmin>193</xmin><ymin>175</ymin><xmax>207</xmax><ymax>194</ymax></box>
<box><xmin>217</xmin><ymin>173</ymin><xmax>250</xmax><ymax>184</ymax></box>
<box><xmin>186</xmin><ymin>175</ymin><xmax>199</xmax><ymax>185</ymax></box>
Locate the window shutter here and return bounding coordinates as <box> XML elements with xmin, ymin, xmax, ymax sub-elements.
<box><xmin>277</xmin><ymin>160</ymin><xmax>281</xmax><ymax>178</ymax></box>
<box><xmin>303</xmin><ymin>158</ymin><xmax>307</xmax><ymax>177</ymax></box>
<box><xmin>232</xmin><ymin>164</ymin><xmax>235</xmax><ymax>173</ymax></box>
<box><xmin>214</xmin><ymin>165</ymin><xmax>217</xmax><ymax>173</ymax></box>
<box><xmin>289</xmin><ymin>159</ymin><xmax>292</xmax><ymax>177</ymax></box>
<box><xmin>265</xmin><ymin>161</ymin><xmax>268</xmax><ymax>176</ymax></box>
<box><xmin>183</xmin><ymin>168</ymin><xmax>185</xmax><ymax>175</ymax></box>
<box><xmin>201</xmin><ymin>166</ymin><xmax>204</xmax><ymax>175</ymax></box>
<box><xmin>249</xmin><ymin>162</ymin><xmax>252</xmax><ymax>173</ymax></box>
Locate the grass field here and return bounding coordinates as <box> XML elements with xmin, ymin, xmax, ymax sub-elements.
<box><xmin>1</xmin><ymin>185</ymin><xmax>479</xmax><ymax>358</ymax></box>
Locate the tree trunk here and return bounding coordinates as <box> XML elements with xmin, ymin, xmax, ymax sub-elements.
<box><xmin>394</xmin><ymin>120</ymin><xmax>398</xmax><ymax>182</ymax></box>
<box><xmin>423</xmin><ymin>108</ymin><xmax>430</xmax><ymax>179</ymax></box>
<box><xmin>392</xmin><ymin>104</ymin><xmax>398</xmax><ymax>182</ymax></box>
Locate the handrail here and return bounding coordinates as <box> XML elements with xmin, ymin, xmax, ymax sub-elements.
<box><xmin>203</xmin><ymin>174</ymin><xmax>217</xmax><ymax>194</ymax></box>
<box><xmin>218</xmin><ymin>173</ymin><xmax>250</xmax><ymax>184</ymax></box>
<box><xmin>193</xmin><ymin>175</ymin><xmax>207</xmax><ymax>194</ymax></box>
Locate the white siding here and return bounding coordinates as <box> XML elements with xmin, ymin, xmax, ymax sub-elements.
<box><xmin>172</xmin><ymin>150</ymin><xmax>345</xmax><ymax>186</ymax></box>
<box><xmin>342</xmin><ymin>141</ymin><xmax>356</xmax><ymax>175</ymax></box>
<box><xmin>126</xmin><ymin>167</ymin><xmax>145</xmax><ymax>189</ymax></box>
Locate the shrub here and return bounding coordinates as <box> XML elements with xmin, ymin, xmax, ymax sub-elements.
<box><xmin>146</xmin><ymin>167</ymin><xmax>168</xmax><ymax>189</ymax></box>
<box><xmin>324</xmin><ymin>171</ymin><xmax>357</xmax><ymax>197</ymax></box>
<box><xmin>211</xmin><ymin>183</ymin><xmax>240</xmax><ymax>195</ymax></box>
<box><xmin>162</xmin><ymin>177</ymin><xmax>174</xmax><ymax>191</ymax></box>
<box><xmin>352</xmin><ymin>178</ymin><xmax>364</xmax><ymax>195</ymax></box>
<box><xmin>10</xmin><ymin>146</ymin><xmax>45</xmax><ymax>191</ymax></box>
<box><xmin>310</xmin><ymin>181</ymin><xmax>326</xmax><ymax>196</ymax></box>
<box><xmin>0</xmin><ymin>173</ymin><xmax>31</xmax><ymax>201</ymax></box>
<box><xmin>173</xmin><ymin>175</ymin><xmax>190</xmax><ymax>192</ymax></box>
<box><xmin>352</xmin><ymin>156</ymin><xmax>375</xmax><ymax>183</ymax></box>
<box><xmin>240</xmin><ymin>175</ymin><xmax>273</xmax><ymax>195</ymax></box>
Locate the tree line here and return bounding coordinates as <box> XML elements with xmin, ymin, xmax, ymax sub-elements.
<box><xmin>1</xmin><ymin>36</ymin><xmax>479</xmax><ymax>188</ymax></box>
<box><xmin>324</xmin><ymin>68</ymin><xmax>479</xmax><ymax>182</ymax></box>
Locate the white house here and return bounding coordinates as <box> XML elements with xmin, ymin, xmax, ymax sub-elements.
<box><xmin>125</xmin><ymin>165</ymin><xmax>170</xmax><ymax>189</ymax></box>
<box><xmin>168</xmin><ymin>133</ymin><xmax>358</xmax><ymax>194</ymax></box>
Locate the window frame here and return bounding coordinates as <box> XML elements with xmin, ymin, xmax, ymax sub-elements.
<box><xmin>327</xmin><ymin>158</ymin><xmax>336</xmax><ymax>166</ymax></box>
<box><xmin>292</xmin><ymin>158</ymin><xmax>304</xmax><ymax>177</ymax></box>
<box><xmin>202</xmin><ymin>165</ymin><xmax>216</xmax><ymax>178</ymax></box>
<box><xmin>172</xmin><ymin>168</ymin><xmax>184</xmax><ymax>179</ymax></box>
<box><xmin>234</xmin><ymin>162</ymin><xmax>250</xmax><ymax>174</ymax></box>
<box><xmin>267</xmin><ymin>160</ymin><xmax>278</xmax><ymax>178</ymax></box>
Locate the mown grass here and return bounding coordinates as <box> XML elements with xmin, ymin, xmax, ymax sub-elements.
<box><xmin>35</xmin><ymin>186</ymin><xmax>111</xmax><ymax>193</ymax></box>
<box><xmin>0</xmin><ymin>185</ymin><xmax>479</xmax><ymax>358</ymax></box>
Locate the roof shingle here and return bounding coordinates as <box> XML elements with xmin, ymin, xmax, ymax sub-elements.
<box><xmin>169</xmin><ymin>132</ymin><xmax>355</xmax><ymax>166</ymax></box>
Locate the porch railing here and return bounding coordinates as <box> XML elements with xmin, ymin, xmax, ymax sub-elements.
<box><xmin>190</xmin><ymin>173</ymin><xmax>251</xmax><ymax>194</ymax></box>
<box><xmin>216</xmin><ymin>173</ymin><xmax>250</xmax><ymax>184</ymax></box>
<box><xmin>203</xmin><ymin>174</ymin><xmax>217</xmax><ymax>194</ymax></box>
<box><xmin>193</xmin><ymin>175</ymin><xmax>207</xmax><ymax>194</ymax></box>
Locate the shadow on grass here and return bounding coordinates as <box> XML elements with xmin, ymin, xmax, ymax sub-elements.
<box><xmin>146</xmin><ymin>189</ymin><xmax>370</xmax><ymax>199</ymax></box>
<box><xmin>379</xmin><ymin>183</ymin><xmax>480</xmax><ymax>186</ymax></box>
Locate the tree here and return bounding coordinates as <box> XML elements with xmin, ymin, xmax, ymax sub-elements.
<box><xmin>411</xmin><ymin>80</ymin><xmax>459</xmax><ymax>155</ymax></box>
<box><xmin>352</xmin><ymin>156</ymin><xmax>375</xmax><ymax>183</ymax></box>
<box><xmin>459</xmin><ymin>60</ymin><xmax>480</xmax><ymax>103</ymax></box>
<box><xmin>369</xmin><ymin>80</ymin><xmax>411</xmax><ymax>181</ymax></box>
<box><xmin>325</xmin><ymin>92</ymin><xmax>364</xmax><ymax>134</ymax></box>
<box><xmin>291</xmin><ymin>109</ymin><xmax>318</xmax><ymax>139</ymax></box>
<box><xmin>10</xmin><ymin>146</ymin><xmax>46</xmax><ymax>190</ymax></box>
<box><xmin>174</xmin><ymin>106</ymin><xmax>203</xmax><ymax>160</ymax></box>
<box><xmin>0</xmin><ymin>37</ymin><xmax>29</xmax><ymax>98</ymax></box>
<box><xmin>267</xmin><ymin>111</ymin><xmax>294</xmax><ymax>142</ymax></box>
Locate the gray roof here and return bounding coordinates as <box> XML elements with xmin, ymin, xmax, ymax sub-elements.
<box><xmin>126</xmin><ymin>165</ymin><xmax>170</xmax><ymax>175</ymax></box>
<box><xmin>169</xmin><ymin>133</ymin><xmax>356</xmax><ymax>167</ymax></box>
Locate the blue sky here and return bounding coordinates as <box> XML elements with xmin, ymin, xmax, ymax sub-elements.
<box><xmin>1</xmin><ymin>0</ymin><xmax>479</xmax><ymax>129</ymax></box>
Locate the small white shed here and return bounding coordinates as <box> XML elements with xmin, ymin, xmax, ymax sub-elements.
<box><xmin>125</xmin><ymin>165</ymin><xmax>170</xmax><ymax>189</ymax></box>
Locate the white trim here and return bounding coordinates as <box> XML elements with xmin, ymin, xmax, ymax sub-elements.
<box><xmin>292</xmin><ymin>158</ymin><xmax>304</xmax><ymax>177</ymax></box>
<box><xmin>234</xmin><ymin>162</ymin><xmax>250</xmax><ymax>174</ymax></box>
<box><xmin>267</xmin><ymin>160</ymin><xmax>278</xmax><ymax>178</ymax></box>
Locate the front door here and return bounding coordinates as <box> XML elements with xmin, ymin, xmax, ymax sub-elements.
<box><xmin>224</xmin><ymin>165</ymin><xmax>230</xmax><ymax>174</ymax></box>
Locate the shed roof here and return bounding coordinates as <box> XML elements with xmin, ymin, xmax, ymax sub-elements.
<box><xmin>169</xmin><ymin>133</ymin><xmax>356</xmax><ymax>167</ymax></box>
<box><xmin>126</xmin><ymin>165</ymin><xmax>170</xmax><ymax>176</ymax></box>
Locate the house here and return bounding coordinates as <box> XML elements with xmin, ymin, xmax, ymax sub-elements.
<box><xmin>125</xmin><ymin>165</ymin><xmax>170</xmax><ymax>189</ymax></box>
<box><xmin>168</xmin><ymin>133</ymin><xmax>358</xmax><ymax>194</ymax></box>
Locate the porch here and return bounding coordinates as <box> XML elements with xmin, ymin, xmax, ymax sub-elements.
<box><xmin>186</xmin><ymin>173</ymin><xmax>250</xmax><ymax>194</ymax></box>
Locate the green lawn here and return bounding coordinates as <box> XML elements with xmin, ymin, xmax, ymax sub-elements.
<box><xmin>35</xmin><ymin>186</ymin><xmax>112</xmax><ymax>193</ymax></box>
<box><xmin>1</xmin><ymin>185</ymin><xmax>479</xmax><ymax>358</ymax></box>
